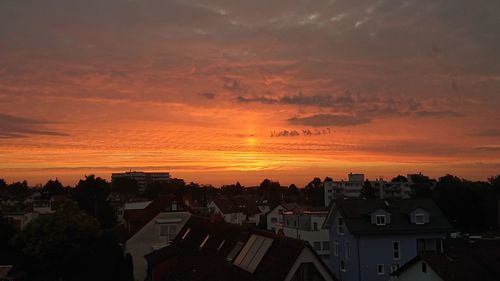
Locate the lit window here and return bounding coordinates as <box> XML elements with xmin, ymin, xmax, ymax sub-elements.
<box><xmin>376</xmin><ymin>215</ymin><xmax>386</xmax><ymax>225</ymax></box>
<box><xmin>393</xmin><ymin>241</ymin><xmax>400</xmax><ymax>260</ymax></box>
<box><xmin>338</xmin><ymin>217</ymin><xmax>344</xmax><ymax>234</ymax></box>
<box><xmin>415</xmin><ymin>214</ymin><xmax>425</xmax><ymax>224</ymax></box>
<box><xmin>377</xmin><ymin>264</ymin><xmax>385</xmax><ymax>275</ymax></box>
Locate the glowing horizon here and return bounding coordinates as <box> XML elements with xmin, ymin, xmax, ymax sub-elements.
<box><xmin>1</xmin><ymin>0</ymin><xmax>499</xmax><ymax>186</ymax></box>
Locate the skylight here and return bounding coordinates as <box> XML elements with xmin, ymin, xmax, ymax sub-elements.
<box><xmin>233</xmin><ymin>234</ymin><xmax>274</xmax><ymax>273</ymax></box>
<box><xmin>181</xmin><ymin>228</ymin><xmax>190</xmax><ymax>240</ymax></box>
<box><xmin>200</xmin><ymin>234</ymin><xmax>210</xmax><ymax>249</ymax></box>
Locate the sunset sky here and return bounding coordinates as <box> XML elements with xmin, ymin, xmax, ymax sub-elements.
<box><xmin>1</xmin><ymin>0</ymin><xmax>499</xmax><ymax>186</ymax></box>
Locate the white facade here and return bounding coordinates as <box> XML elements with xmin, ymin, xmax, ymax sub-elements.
<box><xmin>282</xmin><ymin>212</ymin><xmax>330</xmax><ymax>262</ymax></box>
<box><xmin>125</xmin><ymin>211</ymin><xmax>191</xmax><ymax>281</ymax></box>
<box><xmin>207</xmin><ymin>201</ymin><xmax>246</xmax><ymax>225</ymax></box>
<box><xmin>266</xmin><ymin>204</ymin><xmax>286</xmax><ymax>233</ymax></box>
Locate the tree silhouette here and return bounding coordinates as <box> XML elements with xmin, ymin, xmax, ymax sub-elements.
<box><xmin>391</xmin><ymin>175</ymin><xmax>408</xmax><ymax>182</ymax></box>
<box><xmin>42</xmin><ymin>179</ymin><xmax>65</xmax><ymax>196</ymax></box>
<box><xmin>360</xmin><ymin>179</ymin><xmax>375</xmax><ymax>198</ymax></box>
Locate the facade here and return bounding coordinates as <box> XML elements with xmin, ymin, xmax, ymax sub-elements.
<box><xmin>282</xmin><ymin>209</ymin><xmax>331</xmax><ymax>262</ymax></box>
<box><xmin>324</xmin><ymin>198</ymin><xmax>452</xmax><ymax>281</ymax></box>
<box><xmin>144</xmin><ymin>216</ymin><xmax>338</xmax><ymax>281</ymax></box>
<box><xmin>111</xmin><ymin>171</ymin><xmax>171</xmax><ymax>191</ymax></box>
<box><xmin>266</xmin><ymin>203</ymin><xmax>300</xmax><ymax>233</ymax></box>
<box><xmin>123</xmin><ymin>195</ymin><xmax>191</xmax><ymax>281</ymax></box>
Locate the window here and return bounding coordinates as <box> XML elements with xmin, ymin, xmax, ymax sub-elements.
<box><xmin>200</xmin><ymin>234</ymin><xmax>210</xmax><ymax>249</ymax></box>
<box><xmin>271</xmin><ymin>217</ymin><xmax>277</xmax><ymax>223</ymax></box>
<box><xmin>234</xmin><ymin>235</ymin><xmax>274</xmax><ymax>273</ymax></box>
<box><xmin>323</xmin><ymin>241</ymin><xmax>330</xmax><ymax>251</ymax></box>
<box><xmin>421</xmin><ymin>262</ymin><xmax>427</xmax><ymax>273</ymax></box>
<box><xmin>313</xmin><ymin>222</ymin><xmax>318</xmax><ymax>231</ymax></box>
<box><xmin>338</xmin><ymin>217</ymin><xmax>344</xmax><ymax>234</ymax></box>
<box><xmin>313</xmin><ymin>242</ymin><xmax>321</xmax><ymax>250</ymax></box>
<box><xmin>377</xmin><ymin>264</ymin><xmax>385</xmax><ymax>275</ymax></box>
<box><xmin>345</xmin><ymin>241</ymin><xmax>350</xmax><ymax>260</ymax></box>
<box><xmin>340</xmin><ymin>260</ymin><xmax>346</xmax><ymax>272</ymax></box>
<box><xmin>376</xmin><ymin>215</ymin><xmax>386</xmax><ymax>225</ymax></box>
<box><xmin>181</xmin><ymin>228</ymin><xmax>190</xmax><ymax>240</ymax></box>
<box><xmin>415</xmin><ymin>214</ymin><xmax>425</xmax><ymax>224</ymax></box>
<box><xmin>159</xmin><ymin>224</ymin><xmax>177</xmax><ymax>242</ymax></box>
<box><xmin>217</xmin><ymin>240</ymin><xmax>225</xmax><ymax>251</ymax></box>
<box><xmin>390</xmin><ymin>264</ymin><xmax>400</xmax><ymax>273</ymax></box>
<box><xmin>227</xmin><ymin>241</ymin><xmax>244</xmax><ymax>261</ymax></box>
<box><xmin>393</xmin><ymin>241</ymin><xmax>400</xmax><ymax>260</ymax></box>
<box><xmin>334</xmin><ymin>240</ymin><xmax>339</xmax><ymax>256</ymax></box>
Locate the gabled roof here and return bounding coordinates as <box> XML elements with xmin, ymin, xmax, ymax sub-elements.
<box><xmin>145</xmin><ymin>216</ymin><xmax>337</xmax><ymax>281</ymax></box>
<box><xmin>392</xmin><ymin>239</ymin><xmax>500</xmax><ymax>281</ymax></box>
<box><xmin>211</xmin><ymin>196</ymin><xmax>261</xmax><ymax>216</ymax></box>
<box><xmin>123</xmin><ymin>195</ymin><xmax>189</xmax><ymax>240</ymax></box>
<box><xmin>324</xmin><ymin>198</ymin><xmax>452</xmax><ymax>235</ymax></box>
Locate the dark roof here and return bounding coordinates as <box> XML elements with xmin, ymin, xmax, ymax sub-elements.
<box><xmin>327</xmin><ymin>198</ymin><xmax>452</xmax><ymax>235</ymax></box>
<box><xmin>392</xmin><ymin>239</ymin><xmax>500</xmax><ymax>281</ymax></box>
<box><xmin>145</xmin><ymin>216</ymin><xmax>337</xmax><ymax>281</ymax></box>
<box><xmin>212</xmin><ymin>196</ymin><xmax>261</xmax><ymax>216</ymax></box>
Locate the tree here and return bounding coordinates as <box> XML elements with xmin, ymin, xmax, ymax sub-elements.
<box><xmin>409</xmin><ymin>173</ymin><xmax>433</xmax><ymax>198</ymax></box>
<box><xmin>111</xmin><ymin>177</ymin><xmax>139</xmax><ymax>199</ymax></box>
<box><xmin>72</xmin><ymin>175</ymin><xmax>116</xmax><ymax>229</ymax></box>
<box><xmin>7</xmin><ymin>180</ymin><xmax>30</xmax><ymax>197</ymax></box>
<box><xmin>14</xmin><ymin>201</ymin><xmax>100</xmax><ymax>281</ymax></box>
<box><xmin>42</xmin><ymin>179</ymin><xmax>65</xmax><ymax>196</ymax></box>
<box><xmin>0</xmin><ymin>179</ymin><xmax>7</xmax><ymax>194</ymax></box>
<box><xmin>489</xmin><ymin>175</ymin><xmax>500</xmax><ymax>196</ymax></box>
<box><xmin>391</xmin><ymin>175</ymin><xmax>408</xmax><ymax>182</ymax></box>
<box><xmin>360</xmin><ymin>179</ymin><xmax>375</xmax><ymax>198</ymax></box>
<box><xmin>0</xmin><ymin>213</ymin><xmax>19</xmax><ymax>264</ymax></box>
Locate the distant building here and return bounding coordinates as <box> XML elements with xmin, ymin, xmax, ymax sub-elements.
<box><xmin>111</xmin><ymin>171</ymin><xmax>171</xmax><ymax>191</ymax></box>
<box><xmin>324</xmin><ymin>198</ymin><xmax>452</xmax><ymax>281</ymax></box>
<box><xmin>144</xmin><ymin>216</ymin><xmax>338</xmax><ymax>281</ymax></box>
<box><xmin>266</xmin><ymin>203</ymin><xmax>300</xmax><ymax>233</ymax></box>
<box><xmin>207</xmin><ymin>196</ymin><xmax>261</xmax><ymax>225</ymax></box>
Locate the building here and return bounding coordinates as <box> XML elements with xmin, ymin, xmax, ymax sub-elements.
<box><xmin>266</xmin><ymin>203</ymin><xmax>300</xmax><ymax>233</ymax></box>
<box><xmin>111</xmin><ymin>171</ymin><xmax>171</xmax><ymax>191</ymax></box>
<box><xmin>324</xmin><ymin>198</ymin><xmax>452</xmax><ymax>281</ymax></box>
<box><xmin>123</xmin><ymin>195</ymin><xmax>191</xmax><ymax>281</ymax></box>
<box><xmin>391</xmin><ymin>238</ymin><xmax>500</xmax><ymax>281</ymax></box>
<box><xmin>144</xmin><ymin>216</ymin><xmax>338</xmax><ymax>281</ymax></box>
<box><xmin>207</xmin><ymin>196</ymin><xmax>261</xmax><ymax>225</ymax></box>
<box><xmin>323</xmin><ymin>174</ymin><xmax>411</xmax><ymax>207</ymax></box>
<box><xmin>282</xmin><ymin>207</ymin><xmax>331</xmax><ymax>263</ymax></box>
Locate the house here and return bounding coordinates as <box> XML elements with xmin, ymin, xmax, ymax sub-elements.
<box><xmin>123</xmin><ymin>195</ymin><xmax>192</xmax><ymax>281</ymax></box>
<box><xmin>144</xmin><ymin>216</ymin><xmax>338</xmax><ymax>281</ymax></box>
<box><xmin>266</xmin><ymin>203</ymin><xmax>300</xmax><ymax>233</ymax></box>
<box><xmin>207</xmin><ymin>196</ymin><xmax>261</xmax><ymax>225</ymax></box>
<box><xmin>282</xmin><ymin>207</ymin><xmax>331</xmax><ymax>263</ymax></box>
<box><xmin>324</xmin><ymin>198</ymin><xmax>452</xmax><ymax>281</ymax></box>
<box><xmin>391</xmin><ymin>238</ymin><xmax>500</xmax><ymax>281</ymax></box>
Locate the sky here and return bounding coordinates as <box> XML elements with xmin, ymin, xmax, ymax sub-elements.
<box><xmin>0</xmin><ymin>0</ymin><xmax>499</xmax><ymax>187</ymax></box>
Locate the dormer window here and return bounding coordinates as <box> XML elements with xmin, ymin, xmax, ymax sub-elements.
<box><xmin>376</xmin><ymin>215</ymin><xmax>386</xmax><ymax>226</ymax></box>
<box><xmin>415</xmin><ymin>214</ymin><xmax>425</xmax><ymax>224</ymax></box>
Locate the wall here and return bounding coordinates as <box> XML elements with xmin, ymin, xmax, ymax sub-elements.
<box><xmin>394</xmin><ymin>260</ymin><xmax>443</xmax><ymax>281</ymax></box>
<box><xmin>126</xmin><ymin>211</ymin><xmax>191</xmax><ymax>281</ymax></box>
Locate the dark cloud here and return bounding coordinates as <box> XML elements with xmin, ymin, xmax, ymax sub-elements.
<box><xmin>470</xmin><ymin>129</ymin><xmax>500</xmax><ymax>137</ymax></box>
<box><xmin>288</xmin><ymin>114</ymin><xmax>370</xmax><ymax>127</ymax></box>
<box><xmin>198</xmin><ymin>92</ymin><xmax>216</xmax><ymax>99</ymax></box>
<box><xmin>0</xmin><ymin>113</ymin><xmax>67</xmax><ymax>138</ymax></box>
<box><xmin>476</xmin><ymin>146</ymin><xmax>500</xmax><ymax>152</ymax></box>
<box><xmin>271</xmin><ymin>128</ymin><xmax>332</xmax><ymax>137</ymax></box>
<box><xmin>414</xmin><ymin>111</ymin><xmax>465</xmax><ymax>118</ymax></box>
